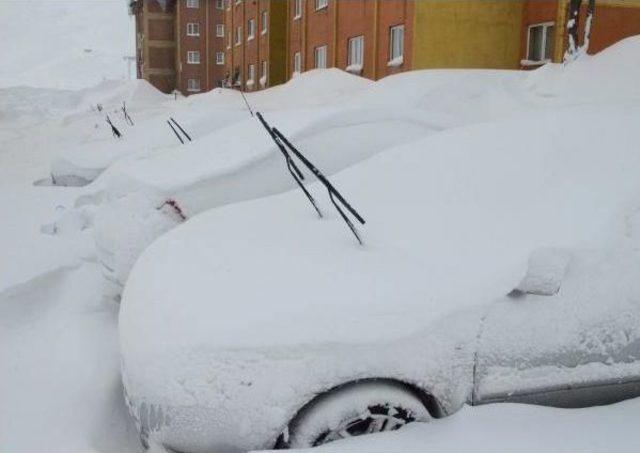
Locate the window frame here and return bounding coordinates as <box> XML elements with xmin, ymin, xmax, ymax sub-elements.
<box><xmin>389</xmin><ymin>24</ymin><xmax>405</xmax><ymax>64</ymax></box>
<box><xmin>294</xmin><ymin>0</ymin><xmax>303</xmax><ymax>20</ymax></box>
<box><xmin>315</xmin><ymin>0</ymin><xmax>328</xmax><ymax>11</ymax></box>
<box><xmin>347</xmin><ymin>35</ymin><xmax>364</xmax><ymax>70</ymax></box>
<box><xmin>261</xmin><ymin>10</ymin><xmax>268</xmax><ymax>34</ymax></box>
<box><xmin>216</xmin><ymin>24</ymin><xmax>225</xmax><ymax>38</ymax></box>
<box><xmin>186</xmin><ymin>50</ymin><xmax>201</xmax><ymax>64</ymax></box>
<box><xmin>314</xmin><ymin>45</ymin><xmax>327</xmax><ymax>69</ymax></box>
<box><xmin>526</xmin><ymin>22</ymin><xmax>556</xmax><ymax>63</ymax></box>
<box><xmin>216</xmin><ymin>51</ymin><xmax>225</xmax><ymax>65</ymax></box>
<box><xmin>247</xmin><ymin>18</ymin><xmax>256</xmax><ymax>41</ymax></box>
<box><xmin>235</xmin><ymin>26</ymin><xmax>243</xmax><ymax>46</ymax></box>
<box><xmin>187</xmin><ymin>78</ymin><xmax>201</xmax><ymax>92</ymax></box>
<box><xmin>186</xmin><ymin>22</ymin><xmax>200</xmax><ymax>37</ymax></box>
<box><xmin>186</xmin><ymin>0</ymin><xmax>199</xmax><ymax>8</ymax></box>
<box><xmin>293</xmin><ymin>51</ymin><xmax>302</xmax><ymax>74</ymax></box>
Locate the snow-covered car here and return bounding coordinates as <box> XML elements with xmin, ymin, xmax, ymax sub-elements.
<box><xmin>119</xmin><ymin>102</ymin><xmax>640</xmax><ymax>452</ymax></box>
<box><xmin>94</xmin><ymin>104</ymin><xmax>445</xmax><ymax>299</ymax></box>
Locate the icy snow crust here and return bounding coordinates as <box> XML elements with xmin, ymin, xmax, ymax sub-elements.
<box><xmin>120</xmin><ymin>45</ymin><xmax>640</xmax><ymax>453</ymax></box>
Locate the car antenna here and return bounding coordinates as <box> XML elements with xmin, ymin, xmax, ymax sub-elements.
<box><xmin>169</xmin><ymin>117</ymin><xmax>192</xmax><ymax>141</ymax></box>
<box><xmin>122</xmin><ymin>101</ymin><xmax>134</xmax><ymax>126</ymax></box>
<box><xmin>272</xmin><ymin>127</ymin><xmax>366</xmax><ymax>245</ymax></box>
<box><xmin>240</xmin><ymin>89</ymin><xmax>254</xmax><ymax>117</ymax></box>
<box><xmin>167</xmin><ymin>120</ymin><xmax>184</xmax><ymax>144</ymax></box>
<box><xmin>256</xmin><ymin>112</ymin><xmax>322</xmax><ymax>218</ymax></box>
<box><xmin>106</xmin><ymin>115</ymin><xmax>122</xmax><ymax>139</ymax></box>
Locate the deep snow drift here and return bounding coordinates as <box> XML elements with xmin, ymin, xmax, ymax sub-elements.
<box><xmin>2</xmin><ymin>29</ymin><xmax>640</xmax><ymax>453</ymax></box>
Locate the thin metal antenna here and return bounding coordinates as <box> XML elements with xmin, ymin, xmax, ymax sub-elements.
<box><xmin>240</xmin><ymin>89</ymin><xmax>254</xmax><ymax>117</ymax></box>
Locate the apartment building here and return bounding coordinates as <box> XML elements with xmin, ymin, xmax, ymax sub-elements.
<box><xmin>287</xmin><ymin>0</ymin><xmax>414</xmax><ymax>80</ymax></box>
<box><xmin>130</xmin><ymin>0</ymin><xmax>227</xmax><ymax>93</ymax></box>
<box><xmin>132</xmin><ymin>0</ymin><xmax>640</xmax><ymax>95</ymax></box>
<box><xmin>223</xmin><ymin>0</ymin><xmax>288</xmax><ymax>91</ymax></box>
<box><xmin>521</xmin><ymin>0</ymin><xmax>640</xmax><ymax>67</ymax></box>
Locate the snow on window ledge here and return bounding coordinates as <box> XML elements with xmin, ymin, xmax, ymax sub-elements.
<box><xmin>520</xmin><ymin>59</ymin><xmax>551</xmax><ymax>67</ymax></box>
<box><xmin>387</xmin><ymin>56</ymin><xmax>404</xmax><ymax>67</ymax></box>
<box><xmin>345</xmin><ymin>64</ymin><xmax>363</xmax><ymax>74</ymax></box>
<box><xmin>259</xmin><ymin>75</ymin><xmax>267</xmax><ymax>87</ymax></box>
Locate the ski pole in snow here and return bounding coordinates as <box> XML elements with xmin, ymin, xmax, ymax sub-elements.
<box><xmin>122</xmin><ymin>101</ymin><xmax>134</xmax><ymax>126</ymax></box>
<box><xmin>169</xmin><ymin>117</ymin><xmax>192</xmax><ymax>142</ymax></box>
<box><xmin>273</xmin><ymin>127</ymin><xmax>366</xmax><ymax>245</ymax></box>
<box><xmin>256</xmin><ymin>112</ymin><xmax>322</xmax><ymax>218</ymax></box>
<box><xmin>106</xmin><ymin>115</ymin><xmax>122</xmax><ymax>139</ymax></box>
<box><xmin>167</xmin><ymin>120</ymin><xmax>184</xmax><ymax>144</ymax></box>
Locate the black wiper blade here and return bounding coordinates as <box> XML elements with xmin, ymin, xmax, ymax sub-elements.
<box><xmin>167</xmin><ymin>120</ymin><xmax>184</xmax><ymax>144</ymax></box>
<box><xmin>272</xmin><ymin>126</ymin><xmax>366</xmax><ymax>227</ymax></box>
<box><xmin>169</xmin><ymin>117</ymin><xmax>192</xmax><ymax>141</ymax></box>
<box><xmin>256</xmin><ymin>112</ymin><xmax>322</xmax><ymax>218</ymax></box>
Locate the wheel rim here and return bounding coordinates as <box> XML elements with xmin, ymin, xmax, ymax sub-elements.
<box><xmin>312</xmin><ymin>404</ymin><xmax>416</xmax><ymax>447</ymax></box>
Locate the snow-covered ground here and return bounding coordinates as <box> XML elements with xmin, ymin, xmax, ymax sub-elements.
<box><xmin>1</xmin><ymin>4</ymin><xmax>639</xmax><ymax>450</ymax></box>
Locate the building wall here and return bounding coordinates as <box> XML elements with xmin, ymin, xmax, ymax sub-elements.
<box><xmin>223</xmin><ymin>0</ymin><xmax>286</xmax><ymax>91</ymax></box>
<box><xmin>412</xmin><ymin>0</ymin><xmax>525</xmax><ymax>70</ymax></box>
<box><xmin>175</xmin><ymin>0</ymin><xmax>227</xmax><ymax>94</ymax></box>
<box><xmin>572</xmin><ymin>0</ymin><xmax>640</xmax><ymax>53</ymax></box>
<box><xmin>286</xmin><ymin>0</ymin><xmax>413</xmax><ymax>81</ymax></box>
<box><xmin>135</xmin><ymin>0</ymin><xmax>177</xmax><ymax>94</ymax></box>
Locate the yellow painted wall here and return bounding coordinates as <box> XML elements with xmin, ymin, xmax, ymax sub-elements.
<box><xmin>413</xmin><ymin>0</ymin><xmax>525</xmax><ymax>69</ymax></box>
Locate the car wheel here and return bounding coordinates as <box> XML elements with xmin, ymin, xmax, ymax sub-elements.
<box><xmin>287</xmin><ymin>381</ymin><xmax>432</xmax><ymax>448</ymax></box>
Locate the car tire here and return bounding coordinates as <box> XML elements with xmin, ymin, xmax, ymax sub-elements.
<box><xmin>287</xmin><ymin>381</ymin><xmax>431</xmax><ymax>448</ymax></box>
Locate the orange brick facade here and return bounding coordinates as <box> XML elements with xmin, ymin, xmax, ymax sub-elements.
<box><xmin>132</xmin><ymin>0</ymin><xmax>640</xmax><ymax>95</ymax></box>
<box><xmin>287</xmin><ymin>0</ymin><xmax>413</xmax><ymax>81</ymax></box>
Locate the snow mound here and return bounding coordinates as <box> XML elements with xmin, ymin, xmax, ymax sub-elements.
<box><xmin>526</xmin><ymin>35</ymin><xmax>640</xmax><ymax>102</ymax></box>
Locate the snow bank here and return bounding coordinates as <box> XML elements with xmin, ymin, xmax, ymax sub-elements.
<box><xmin>270</xmin><ymin>398</ymin><xmax>640</xmax><ymax>453</ymax></box>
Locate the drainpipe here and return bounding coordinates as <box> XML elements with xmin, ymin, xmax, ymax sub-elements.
<box><xmin>372</xmin><ymin>0</ymin><xmax>379</xmax><ymax>80</ymax></box>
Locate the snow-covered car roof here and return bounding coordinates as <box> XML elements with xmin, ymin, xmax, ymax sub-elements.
<box><xmin>121</xmin><ymin>101</ymin><xmax>640</xmax><ymax>353</ymax></box>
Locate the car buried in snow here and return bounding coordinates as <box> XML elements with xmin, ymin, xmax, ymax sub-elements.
<box><xmin>119</xmin><ymin>103</ymin><xmax>640</xmax><ymax>452</ymax></box>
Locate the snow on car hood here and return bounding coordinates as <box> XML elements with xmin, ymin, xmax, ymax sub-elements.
<box><xmin>121</xmin><ymin>101</ymin><xmax>640</xmax><ymax>357</ymax></box>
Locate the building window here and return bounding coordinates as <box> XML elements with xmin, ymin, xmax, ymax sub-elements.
<box><xmin>389</xmin><ymin>25</ymin><xmax>404</xmax><ymax>65</ymax></box>
<box><xmin>216</xmin><ymin>24</ymin><xmax>225</xmax><ymax>38</ymax></box>
<box><xmin>261</xmin><ymin>10</ymin><xmax>268</xmax><ymax>34</ymax></box>
<box><xmin>347</xmin><ymin>35</ymin><xmax>364</xmax><ymax>72</ymax></box>
<box><xmin>187</xmin><ymin>78</ymin><xmax>201</xmax><ymax>92</ymax></box>
<box><xmin>187</xmin><ymin>51</ymin><xmax>201</xmax><ymax>64</ymax></box>
<box><xmin>315</xmin><ymin>0</ymin><xmax>328</xmax><ymax>11</ymax></box>
<box><xmin>216</xmin><ymin>0</ymin><xmax>224</xmax><ymax>9</ymax></box>
<box><xmin>186</xmin><ymin>0</ymin><xmax>199</xmax><ymax>8</ymax></box>
<box><xmin>314</xmin><ymin>45</ymin><xmax>327</xmax><ymax>69</ymax></box>
<box><xmin>294</xmin><ymin>0</ymin><xmax>302</xmax><ymax>19</ymax></box>
<box><xmin>293</xmin><ymin>51</ymin><xmax>301</xmax><ymax>74</ymax></box>
<box><xmin>216</xmin><ymin>51</ymin><xmax>225</xmax><ymax>65</ymax></box>
<box><xmin>247</xmin><ymin>19</ymin><xmax>255</xmax><ymax>40</ymax></box>
<box><xmin>226</xmin><ymin>0</ymin><xmax>231</xmax><ymax>10</ymax></box>
<box><xmin>260</xmin><ymin>60</ymin><xmax>268</xmax><ymax>86</ymax></box>
<box><xmin>235</xmin><ymin>26</ymin><xmax>242</xmax><ymax>46</ymax></box>
<box><xmin>186</xmin><ymin>23</ymin><xmax>200</xmax><ymax>37</ymax></box>
<box><xmin>527</xmin><ymin>22</ymin><xmax>555</xmax><ymax>63</ymax></box>
<box><xmin>247</xmin><ymin>63</ymin><xmax>256</xmax><ymax>88</ymax></box>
